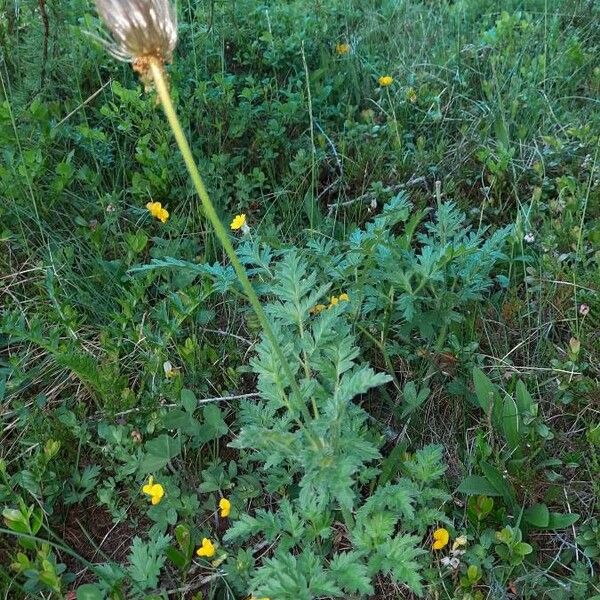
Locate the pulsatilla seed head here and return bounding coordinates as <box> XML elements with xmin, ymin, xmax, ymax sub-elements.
<box><xmin>94</xmin><ymin>0</ymin><xmax>177</xmax><ymax>75</ymax></box>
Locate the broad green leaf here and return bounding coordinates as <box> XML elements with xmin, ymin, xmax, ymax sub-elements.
<box><xmin>481</xmin><ymin>462</ymin><xmax>515</xmax><ymax>507</ymax></box>
<box><xmin>458</xmin><ymin>476</ymin><xmax>502</xmax><ymax>497</ymax></box>
<box><xmin>544</xmin><ymin>512</ymin><xmax>580</xmax><ymax>529</ymax></box>
<box><xmin>515</xmin><ymin>380</ymin><xmax>533</xmax><ymax>414</ymax></box>
<box><xmin>195</xmin><ymin>404</ymin><xmax>228</xmax><ymax>443</ymax></box>
<box><xmin>180</xmin><ymin>388</ymin><xmax>197</xmax><ymax>413</ymax></box>
<box><xmin>76</xmin><ymin>584</ymin><xmax>105</xmax><ymax>600</ymax></box>
<box><xmin>502</xmin><ymin>395</ymin><xmax>520</xmax><ymax>450</ymax></box>
<box><xmin>166</xmin><ymin>546</ymin><xmax>187</xmax><ymax>569</ymax></box>
<box><xmin>139</xmin><ymin>434</ymin><xmax>181</xmax><ymax>474</ymax></box>
<box><xmin>473</xmin><ymin>367</ymin><xmax>498</xmax><ymax>414</ymax></box>
<box><xmin>523</xmin><ymin>503</ymin><xmax>549</xmax><ymax>528</ymax></box>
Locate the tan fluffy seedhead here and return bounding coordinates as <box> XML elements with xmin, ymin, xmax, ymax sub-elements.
<box><xmin>94</xmin><ymin>0</ymin><xmax>177</xmax><ymax>79</ymax></box>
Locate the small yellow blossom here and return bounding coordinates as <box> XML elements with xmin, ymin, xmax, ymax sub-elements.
<box><xmin>142</xmin><ymin>476</ymin><xmax>164</xmax><ymax>505</ymax></box>
<box><xmin>310</xmin><ymin>303</ymin><xmax>326</xmax><ymax>315</ymax></box>
<box><xmin>378</xmin><ymin>75</ymin><xmax>393</xmax><ymax>87</ymax></box>
<box><xmin>219</xmin><ymin>497</ymin><xmax>231</xmax><ymax>518</ymax></box>
<box><xmin>146</xmin><ymin>201</ymin><xmax>169</xmax><ymax>223</ymax></box>
<box><xmin>406</xmin><ymin>87</ymin><xmax>417</xmax><ymax>103</ymax></box>
<box><xmin>335</xmin><ymin>42</ymin><xmax>350</xmax><ymax>55</ymax></box>
<box><xmin>196</xmin><ymin>537</ymin><xmax>216</xmax><ymax>558</ymax></box>
<box><xmin>432</xmin><ymin>527</ymin><xmax>450</xmax><ymax>550</ymax></box>
<box><xmin>230</xmin><ymin>214</ymin><xmax>247</xmax><ymax>231</ymax></box>
<box><xmin>248</xmin><ymin>596</ymin><xmax>271</xmax><ymax>600</ymax></box>
<box><xmin>452</xmin><ymin>535</ymin><xmax>467</xmax><ymax>551</ymax></box>
<box><xmin>328</xmin><ymin>293</ymin><xmax>349</xmax><ymax>309</ymax></box>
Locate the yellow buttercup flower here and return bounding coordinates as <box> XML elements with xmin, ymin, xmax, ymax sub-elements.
<box><xmin>196</xmin><ymin>537</ymin><xmax>216</xmax><ymax>558</ymax></box>
<box><xmin>338</xmin><ymin>292</ymin><xmax>349</xmax><ymax>302</ymax></box>
<box><xmin>378</xmin><ymin>75</ymin><xmax>393</xmax><ymax>87</ymax></box>
<box><xmin>329</xmin><ymin>295</ymin><xmax>339</xmax><ymax>308</ymax></box>
<box><xmin>219</xmin><ymin>497</ymin><xmax>231</xmax><ymax>518</ymax></box>
<box><xmin>142</xmin><ymin>476</ymin><xmax>164</xmax><ymax>505</ymax></box>
<box><xmin>335</xmin><ymin>42</ymin><xmax>350</xmax><ymax>55</ymax></box>
<box><xmin>230</xmin><ymin>214</ymin><xmax>247</xmax><ymax>230</ymax></box>
<box><xmin>146</xmin><ymin>201</ymin><xmax>169</xmax><ymax>223</ymax></box>
<box><xmin>432</xmin><ymin>527</ymin><xmax>450</xmax><ymax>550</ymax></box>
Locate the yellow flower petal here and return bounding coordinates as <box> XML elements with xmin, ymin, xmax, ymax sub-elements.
<box><xmin>338</xmin><ymin>292</ymin><xmax>349</xmax><ymax>302</ymax></box>
<box><xmin>310</xmin><ymin>304</ymin><xmax>326</xmax><ymax>315</ymax></box>
<box><xmin>432</xmin><ymin>527</ymin><xmax>450</xmax><ymax>550</ymax></box>
<box><xmin>219</xmin><ymin>497</ymin><xmax>231</xmax><ymax>518</ymax></box>
<box><xmin>452</xmin><ymin>535</ymin><xmax>467</xmax><ymax>551</ymax></box>
<box><xmin>378</xmin><ymin>75</ymin><xmax>393</xmax><ymax>87</ymax></box>
<box><xmin>146</xmin><ymin>201</ymin><xmax>169</xmax><ymax>223</ymax></box>
<box><xmin>142</xmin><ymin>476</ymin><xmax>154</xmax><ymax>494</ymax></box>
<box><xmin>157</xmin><ymin>208</ymin><xmax>169</xmax><ymax>223</ymax></box>
<box><xmin>150</xmin><ymin>484</ymin><xmax>164</xmax><ymax>505</ymax></box>
<box><xmin>196</xmin><ymin>537</ymin><xmax>216</xmax><ymax>558</ymax></box>
<box><xmin>328</xmin><ymin>296</ymin><xmax>339</xmax><ymax>308</ymax></box>
<box><xmin>142</xmin><ymin>477</ymin><xmax>164</xmax><ymax>505</ymax></box>
<box><xmin>230</xmin><ymin>214</ymin><xmax>246</xmax><ymax>230</ymax></box>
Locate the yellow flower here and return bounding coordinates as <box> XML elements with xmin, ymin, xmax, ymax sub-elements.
<box><xmin>310</xmin><ymin>304</ymin><xmax>326</xmax><ymax>315</ymax></box>
<box><xmin>328</xmin><ymin>295</ymin><xmax>339</xmax><ymax>308</ymax></box>
<box><xmin>142</xmin><ymin>476</ymin><xmax>164</xmax><ymax>505</ymax></box>
<box><xmin>406</xmin><ymin>87</ymin><xmax>417</xmax><ymax>103</ymax></box>
<box><xmin>196</xmin><ymin>537</ymin><xmax>216</xmax><ymax>558</ymax></box>
<box><xmin>219</xmin><ymin>497</ymin><xmax>231</xmax><ymax>518</ymax></box>
<box><xmin>338</xmin><ymin>292</ymin><xmax>349</xmax><ymax>302</ymax></box>
<box><xmin>432</xmin><ymin>527</ymin><xmax>450</xmax><ymax>550</ymax></box>
<box><xmin>146</xmin><ymin>201</ymin><xmax>169</xmax><ymax>223</ymax></box>
<box><xmin>378</xmin><ymin>75</ymin><xmax>393</xmax><ymax>87</ymax></box>
<box><xmin>335</xmin><ymin>42</ymin><xmax>350</xmax><ymax>55</ymax></box>
<box><xmin>452</xmin><ymin>535</ymin><xmax>467</xmax><ymax>551</ymax></box>
<box><xmin>230</xmin><ymin>214</ymin><xmax>247</xmax><ymax>231</ymax></box>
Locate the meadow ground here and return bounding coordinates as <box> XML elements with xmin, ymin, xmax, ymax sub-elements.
<box><xmin>0</xmin><ymin>0</ymin><xmax>599</xmax><ymax>598</ymax></box>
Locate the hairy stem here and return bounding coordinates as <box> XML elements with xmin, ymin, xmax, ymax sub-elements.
<box><xmin>149</xmin><ymin>60</ymin><xmax>313</xmax><ymax>428</ymax></box>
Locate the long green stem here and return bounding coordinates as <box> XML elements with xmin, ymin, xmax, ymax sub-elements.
<box><xmin>149</xmin><ymin>61</ymin><xmax>313</xmax><ymax>427</ymax></box>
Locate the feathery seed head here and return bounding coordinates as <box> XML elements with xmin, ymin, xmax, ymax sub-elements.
<box><xmin>94</xmin><ymin>0</ymin><xmax>177</xmax><ymax>76</ymax></box>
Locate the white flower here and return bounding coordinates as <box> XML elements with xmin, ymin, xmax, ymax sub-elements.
<box><xmin>441</xmin><ymin>556</ymin><xmax>461</xmax><ymax>569</ymax></box>
<box><xmin>94</xmin><ymin>0</ymin><xmax>177</xmax><ymax>64</ymax></box>
<box><xmin>524</xmin><ymin>232</ymin><xmax>535</xmax><ymax>244</ymax></box>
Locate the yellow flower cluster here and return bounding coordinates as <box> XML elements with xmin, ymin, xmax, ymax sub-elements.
<box><xmin>432</xmin><ymin>527</ymin><xmax>449</xmax><ymax>550</ymax></box>
<box><xmin>230</xmin><ymin>214</ymin><xmax>247</xmax><ymax>230</ymax></box>
<box><xmin>335</xmin><ymin>42</ymin><xmax>350</xmax><ymax>55</ymax></box>
<box><xmin>142</xmin><ymin>476</ymin><xmax>164</xmax><ymax>505</ymax></box>
<box><xmin>146</xmin><ymin>201</ymin><xmax>169</xmax><ymax>223</ymax></box>
<box><xmin>431</xmin><ymin>528</ymin><xmax>468</xmax><ymax>552</ymax></box>
<box><xmin>378</xmin><ymin>75</ymin><xmax>393</xmax><ymax>87</ymax></box>
<box><xmin>219</xmin><ymin>497</ymin><xmax>231</xmax><ymax>518</ymax></box>
<box><xmin>196</xmin><ymin>537</ymin><xmax>216</xmax><ymax>557</ymax></box>
<box><xmin>310</xmin><ymin>292</ymin><xmax>349</xmax><ymax>315</ymax></box>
